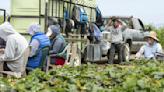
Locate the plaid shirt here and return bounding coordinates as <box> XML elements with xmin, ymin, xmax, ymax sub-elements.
<box><xmin>0</xmin><ymin>37</ymin><xmax>6</xmax><ymax>48</ymax></box>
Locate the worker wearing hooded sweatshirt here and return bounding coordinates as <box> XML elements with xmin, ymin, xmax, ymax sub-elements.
<box><xmin>44</xmin><ymin>25</ymin><xmax>66</xmax><ymax>71</ymax></box>
<box><xmin>0</xmin><ymin>22</ymin><xmax>28</xmax><ymax>72</ymax></box>
<box><xmin>26</xmin><ymin>22</ymin><xmax>50</xmax><ymax>68</ymax></box>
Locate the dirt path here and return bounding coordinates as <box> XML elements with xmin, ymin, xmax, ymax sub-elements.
<box><xmin>82</xmin><ymin>50</ymin><xmax>164</xmax><ymax>68</ymax></box>
<box><xmin>82</xmin><ymin>53</ymin><xmax>144</xmax><ymax>68</ymax></box>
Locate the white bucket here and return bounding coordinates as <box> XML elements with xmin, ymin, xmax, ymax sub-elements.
<box><xmin>102</xmin><ymin>31</ymin><xmax>112</xmax><ymax>40</ymax></box>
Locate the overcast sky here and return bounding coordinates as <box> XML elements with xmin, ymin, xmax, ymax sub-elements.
<box><xmin>0</xmin><ymin>0</ymin><xmax>164</xmax><ymax>25</ymax></box>
<box><xmin>96</xmin><ymin>0</ymin><xmax>164</xmax><ymax>25</ymax></box>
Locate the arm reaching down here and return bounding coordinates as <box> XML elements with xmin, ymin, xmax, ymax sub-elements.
<box><xmin>135</xmin><ymin>46</ymin><xmax>145</xmax><ymax>59</ymax></box>
<box><xmin>49</xmin><ymin>38</ymin><xmax>63</xmax><ymax>54</ymax></box>
<box><xmin>29</xmin><ymin>39</ymin><xmax>40</xmax><ymax>57</ymax></box>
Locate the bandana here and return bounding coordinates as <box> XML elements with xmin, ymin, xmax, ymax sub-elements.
<box><xmin>114</xmin><ymin>23</ymin><xmax>119</xmax><ymax>28</ymax></box>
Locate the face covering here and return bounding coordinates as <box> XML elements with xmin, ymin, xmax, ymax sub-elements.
<box><xmin>114</xmin><ymin>23</ymin><xmax>119</xmax><ymax>28</ymax></box>
<box><xmin>148</xmin><ymin>40</ymin><xmax>154</xmax><ymax>44</ymax></box>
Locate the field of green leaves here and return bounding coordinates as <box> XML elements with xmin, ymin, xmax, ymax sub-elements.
<box><xmin>1</xmin><ymin>15</ymin><xmax>164</xmax><ymax>92</ymax></box>
<box><xmin>0</xmin><ymin>59</ymin><xmax>164</xmax><ymax>92</ymax></box>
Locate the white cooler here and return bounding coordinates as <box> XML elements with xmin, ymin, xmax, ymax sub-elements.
<box><xmin>101</xmin><ymin>31</ymin><xmax>112</xmax><ymax>41</ymax></box>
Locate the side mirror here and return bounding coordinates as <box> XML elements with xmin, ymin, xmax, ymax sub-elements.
<box><xmin>146</xmin><ymin>27</ymin><xmax>152</xmax><ymax>31</ymax></box>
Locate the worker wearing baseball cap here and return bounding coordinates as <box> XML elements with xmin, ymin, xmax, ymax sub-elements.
<box><xmin>44</xmin><ymin>24</ymin><xmax>67</xmax><ymax>71</ymax></box>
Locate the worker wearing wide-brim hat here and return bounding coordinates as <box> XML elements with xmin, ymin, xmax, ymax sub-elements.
<box><xmin>135</xmin><ymin>31</ymin><xmax>162</xmax><ymax>60</ymax></box>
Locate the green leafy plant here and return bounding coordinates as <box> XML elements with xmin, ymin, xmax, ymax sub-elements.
<box><xmin>1</xmin><ymin>59</ymin><xmax>164</xmax><ymax>91</ymax></box>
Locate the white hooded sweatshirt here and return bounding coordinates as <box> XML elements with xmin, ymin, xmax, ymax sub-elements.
<box><xmin>0</xmin><ymin>22</ymin><xmax>28</xmax><ymax>72</ymax></box>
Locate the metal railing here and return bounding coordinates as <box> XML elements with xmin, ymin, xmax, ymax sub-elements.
<box><xmin>39</xmin><ymin>0</ymin><xmax>96</xmax><ymax>33</ymax></box>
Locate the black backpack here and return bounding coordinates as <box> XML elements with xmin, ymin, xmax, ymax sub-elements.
<box><xmin>58</xmin><ymin>19</ymin><xmax>63</xmax><ymax>28</ymax></box>
<box><xmin>156</xmin><ymin>53</ymin><xmax>164</xmax><ymax>59</ymax></box>
<box><xmin>47</xmin><ymin>17</ymin><xmax>58</xmax><ymax>27</ymax></box>
<box><xmin>72</xmin><ymin>5</ymin><xmax>80</xmax><ymax>29</ymax></box>
<box><xmin>95</xmin><ymin>7</ymin><xmax>104</xmax><ymax>27</ymax></box>
<box><xmin>87</xmin><ymin>23</ymin><xmax>95</xmax><ymax>42</ymax></box>
<box><xmin>65</xmin><ymin>19</ymin><xmax>72</xmax><ymax>34</ymax></box>
<box><xmin>81</xmin><ymin>24</ymin><xmax>87</xmax><ymax>34</ymax></box>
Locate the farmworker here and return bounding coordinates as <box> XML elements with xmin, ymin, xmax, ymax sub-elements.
<box><xmin>44</xmin><ymin>25</ymin><xmax>67</xmax><ymax>71</ymax></box>
<box><xmin>0</xmin><ymin>22</ymin><xmax>28</xmax><ymax>72</ymax></box>
<box><xmin>26</xmin><ymin>22</ymin><xmax>50</xmax><ymax>68</ymax></box>
<box><xmin>105</xmin><ymin>16</ymin><xmax>127</xmax><ymax>64</ymax></box>
<box><xmin>135</xmin><ymin>31</ymin><xmax>162</xmax><ymax>60</ymax></box>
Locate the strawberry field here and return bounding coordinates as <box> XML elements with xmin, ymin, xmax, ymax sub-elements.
<box><xmin>0</xmin><ymin>58</ymin><xmax>164</xmax><ymax>92</ymax></box>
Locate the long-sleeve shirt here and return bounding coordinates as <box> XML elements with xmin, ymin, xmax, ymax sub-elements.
<box><xmin>105</xmin><ymin>22</ymin><xmax>127</xmax><ymax>44</ymax></box>
<box><xmin>135</xmin><ymin>41</ymin><xmax>162</xmax><ymax>60</ymax></box>
<box><xmin>28</xmin><ymin>39</ymin><xmax>40</xmax><ymax>57</ymax></box>
<box><xmin>0</xmin><ymin>37</ymin><xmax>6</xmax><ymax>48</ymax></box>
<box><xmin>49</xmin><ymin>38</ymin><xmax>63</xmax><ymax>54</ymax></box>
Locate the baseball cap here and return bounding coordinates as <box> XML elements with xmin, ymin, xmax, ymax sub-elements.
<box><xmin>46</xmin><ymin>27</ymin><xmax>53</xmax><ymax>37</ymax></box>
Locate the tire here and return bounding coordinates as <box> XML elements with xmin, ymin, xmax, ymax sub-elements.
<box><xmin>74</xmin><ymin>49</ymin><xmax>81</xmax><ymax>66</ymax></box>
<box><xmin>122</xmin><ymin>43</ymin><xmax>130</xmax><ymax>62</ymax></box>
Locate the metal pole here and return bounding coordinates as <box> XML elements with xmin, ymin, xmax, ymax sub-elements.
<box><xmin>67</xmin><ymin>2</ymin><xmax>69</xmax><ymax>18</ymax></box>
<box><xmin>4</xmin><ymin>10</ymin><xmax>6</xmax><ymax>22</ymax></box>
<box><xmin>59</xmin><ymin>0</ymin><xmax>60</xmax><ymax>18</ymax></box>
<box><xmin>39</xmin><ymin>0</ymin><xmax>41</xmax><ymax>24</ymax></box>
<box><xmin>56</xmin><ymin>0</ymin><xmax>57</xmax><ymax>17</ymax></box>
<box><xmin>90</xmin><ymin>8</ymin><xmax>92</xmax><ymax>22</ymax></box>
<box><xmin>52</xmin><ymin>0</ymin><xmax>53</xmax><ymax>16</ymax></box>
<box><xmin>69</xmin><ymin>0</ymin><xmax>72</xmax><ymax>18</ymax></box>
<box><xmin>44</xmin><ymin>0</ymin><xmax>48</xmax><ymax>33</ymax></box>
<box><xmin>62</xmin><ymin>1</ymin><xmax>65</xmax><ymax>33</ymax></box>
<box><xmin>63</xmin><ymin>1</ymin><xmax>64</xmax><ymax>18</ymax></box>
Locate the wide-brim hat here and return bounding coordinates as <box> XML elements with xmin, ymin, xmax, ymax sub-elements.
<box><xmin>144</xmin><ymin>31</ymin><xmax>159</xmax><ymax>42</ymax></box>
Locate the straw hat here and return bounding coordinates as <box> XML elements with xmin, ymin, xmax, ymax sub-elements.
<box><xmin>144</xmin><ymin>31</ymin><xmax>159</xmax><ymax>42</ymax></box>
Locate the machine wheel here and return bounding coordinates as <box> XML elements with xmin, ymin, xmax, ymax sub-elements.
<box><xmin>122</xmin><ymin>43</ymin><xmax>130</xmax><ymax>62</ymax></box>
